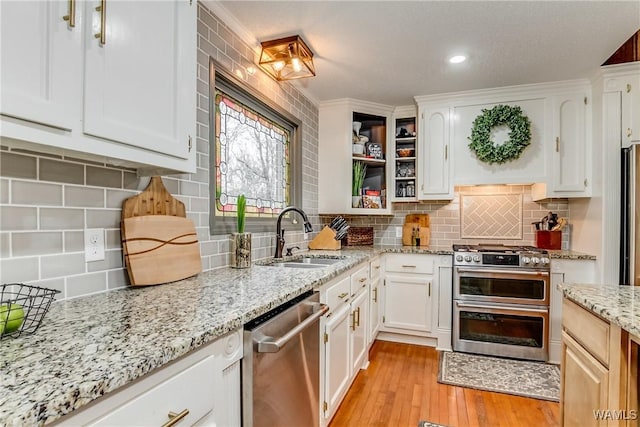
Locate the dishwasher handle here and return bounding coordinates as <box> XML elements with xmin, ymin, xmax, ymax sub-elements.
<box><xmin>257</xmin><ymin>302</ymin><xmax>329</xmax><ymax>353</ymax></box>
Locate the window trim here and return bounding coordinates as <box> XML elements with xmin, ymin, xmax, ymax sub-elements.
<box><xmin>208</xmin><ymin>57</ymin><xmax>302</xmax><ymax>235</ymax></box>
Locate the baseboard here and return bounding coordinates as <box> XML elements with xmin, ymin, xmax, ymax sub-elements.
<box><xmin>436</xmin><ymin>328</ymin><xmax>452</xmax><ymax>352</ymax></box>
<box><xmin>376</xmin><ymin>331</ymin><xmax>437</xmax><ymax>347</ymax></box>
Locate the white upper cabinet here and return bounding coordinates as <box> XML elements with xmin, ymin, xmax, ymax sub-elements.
<box><xmin>0</xmin><ymin>0</ymin><xmax>197</xmax><ymax>174</ymax></box>
<box><xmin>83</xmin><ymin>1</ymin><xmax>194</xmax><ymax>160</ymax></box>
<box><xmin>0</xmin><ymin>1</ymin><xmax>82</xmax><ymax>130</ymax></box>
<box><xmin>551</xmin><ymin>93</ymin><xmax>588</xmax><ymax>193</ymax></box>
<box><xmin>417</xmin><ymin>106</ymin><xmax>453</xmax><ymax>200</ymax></box>
<box><xmin>318</xmin><ymin>99</ymin><xmax>393</xmax><ymax>215</ymax></box>
<box><xmin>623</xmin><ymin>72</ymin><xmax>640</xmax><ymax>145</ymax></box>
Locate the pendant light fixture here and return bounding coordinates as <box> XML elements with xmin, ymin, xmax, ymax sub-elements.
<box><xmin>258</xmin><ymin>35</ymin><xmax>316</xmax><ymax>81</ymax></box>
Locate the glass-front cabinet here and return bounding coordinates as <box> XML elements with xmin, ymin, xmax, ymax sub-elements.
<box><xmin>319</xmin><ymin>99</ymin><xmax>393</xmax><ymax>215</ymax></box>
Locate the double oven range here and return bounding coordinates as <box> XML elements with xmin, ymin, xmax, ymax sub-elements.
<box><xmin>452</xmin><ymin>244</ymin><xmax>551</xmax><ymax>362</ymax></box>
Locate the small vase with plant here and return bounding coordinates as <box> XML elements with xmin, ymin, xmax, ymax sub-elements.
<box><xmin>232</xmin><ymin>194</ymin><xmax>251</xmax><ymax>268</ymax></box>
<box><xmin>352</xmin><ymin>161</ymin><xmax>367</xmax><ymax>208</ymax></box>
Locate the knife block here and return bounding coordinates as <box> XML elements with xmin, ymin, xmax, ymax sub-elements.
<box><xmin>308</xmin><ymin>226</ymin><xmax>341</xmax><ymax>250</ymax></box>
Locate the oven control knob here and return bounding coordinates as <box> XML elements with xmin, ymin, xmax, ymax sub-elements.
<box><xmin>531</xmin><ymin>257</ymin><xmax>540</xmax><ymax>265</ymax></box>
<box><xmin>522</xmin><ymin>256</ymin><xmax>531</xmax><ymax>264</ymax></box>
<box><xmin>540</xmin><ymin>257</ymin><xmax>550</xmax><ymax>265</ymax></box>
<box><xmin>464</xmin><ymin>255</ymin><xmax>472</xmax><ymax>262</ymax></box>
<box><xmin>455</xmin><ymin>255</ymin><xmax>463</xmax><ymax>262</ymax></box>
<box><xmin>473</xmin><ymin>255</ymin><xmax>481</xmax><ymax>263</ymax></box>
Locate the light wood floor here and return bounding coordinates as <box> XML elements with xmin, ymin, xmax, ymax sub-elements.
<box><xmin>329</xmin><ymin>340</ymin><xmax>559</xmax><ymax>427</ymax></box>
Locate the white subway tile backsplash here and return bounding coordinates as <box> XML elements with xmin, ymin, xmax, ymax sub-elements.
<box><xmin>40</xmin><ymin>158</ymin><xmax>83</xmax><ymax>184</ymax></box>
<box><xmin>1</xmin><ymin>206</ymin><xmax>38</xmax><ymax>230</ymax></box>
<box><xmin>107</xmin><ymin>269</ymin><xmax>129</xmax><ymax>290</ymax></box>
<box><xmin>40</xmin><ymin>208</ymin><xmax>84</xmax><ymax>230</ymax></box>
<box><xmin>85</xmin><ymin>209</ymin><xmax>121</xmax><ymax>229</ymax></box>
<box><xmin>1</xmin><ymin>257</ymin><xmax>39</xmax><ymax>283</ymax></box>
<box><xmin>66</xmin><ymin>272</ymin><xmax>107</xmax><ymax>298</ymax></box>
<box><xmin>64</xmin><ymin>231</ymin><xmax>84</xmax><ymax>253</ymax></box>
<box><xmin>1</xmin><ymin>152</ymin><xmax>37</xmax><ymax>179</ymax></box>
<box><xmin>87</xmin><ymin>249</ymin><xmax>123</xmax><ymax>272</ymax></box>
<box><xmin>12</xmin><ymin>181</ymin><xmax>62</xmax><ymax>206</ymax></box>
<box><xmin>41</xmin><ymin>253</ymin><xmax>85</xmax><ymax>279</ymax></box>
<box><xmin>12</xmin><ymin>232</ymin><xmax>63</xmax><ymax>256</ymax></box>
<box><xmin>65</xmin><ymin>186</ymin><xmax>105</xmax><ymax>208</ymax></box>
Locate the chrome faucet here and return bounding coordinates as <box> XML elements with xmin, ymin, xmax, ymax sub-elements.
<box><xmin>274</xmin><ymin>206</ymin><xmax>313</xmax><ymax>258</ymax></box>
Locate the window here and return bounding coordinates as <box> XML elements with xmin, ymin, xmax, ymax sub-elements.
<box><xmin>209</xmin><ymin>58</ymin><xmax>301</xmax><ymax>235</ymax></box>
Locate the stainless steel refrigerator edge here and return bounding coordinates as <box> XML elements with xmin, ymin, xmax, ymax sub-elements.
<box><xmin>242</xmin><ymin>291</ymin><xmax>328</xmax><ymax>427</ymax></box>
<box><xmin>620</xmin><ymin>142</ymin><xmax>640</xmax><ymax>285</ymax></box>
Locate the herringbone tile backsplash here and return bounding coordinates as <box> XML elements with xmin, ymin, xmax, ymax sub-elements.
<box><xmin>461</xmin><ymin>193</ymin><xmax>522</xmax><ymax>239</ymax></box>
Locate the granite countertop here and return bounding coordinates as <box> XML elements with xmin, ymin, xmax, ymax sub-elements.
<box><xmin>0</xmin><ymin>243</ymin><xmax>593</xmax><ymax>426</ymax></box>
<box><xmin>548</xmin><ymin>249</ymin><xmax>596</xmax><ymax>260</ymax></box>
<box><xmin>561</xmin><ymin>283</ymin><xmax>640</xmax><ymax>337</ymax></box>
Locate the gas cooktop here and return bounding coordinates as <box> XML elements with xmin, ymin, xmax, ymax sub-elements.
<box><xmin>453</xmin><ymin>244</ymin><xmax>548</xmax><ymax>254</ymax></box>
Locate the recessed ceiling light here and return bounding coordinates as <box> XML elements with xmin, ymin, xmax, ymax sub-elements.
<box><xmin>449</xmin><ymin>55</ymin><xmax>467</xmax><ymax>64</ymax></box>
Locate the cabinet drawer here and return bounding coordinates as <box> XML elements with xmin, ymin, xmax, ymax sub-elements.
<box><xmin>350</xmin><ymin>265</ymin><xmax>369</xmax><ymax>296</ymax></box>
<box><xmin>563</xmin><ymin>299</ymin><xmax>611</xmax><ymax>366</ymax></box>
<box><xmin>326</xmin><ymin>276</ymin><xmax>351</xmax><ymax>312</ymax></box>
<box><xmin>385</xmin><ymin>254</ymin><xmax>434</xmax><ymax>274</ymax></box>
<box><xmin>370</xmin><ymin>257</ymin><xmax>382</xmax><ymax>281</ymax></box>
<box><xmin>90</xmin><ymin>355</ymin><xmax>216</xmax><ymax>426</ymax></box>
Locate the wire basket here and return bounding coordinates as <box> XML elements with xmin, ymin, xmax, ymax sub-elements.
<box><xmin>1</xmin><ymin>283</ymin><xmax>60</xmax><ymax>340</ymax></box>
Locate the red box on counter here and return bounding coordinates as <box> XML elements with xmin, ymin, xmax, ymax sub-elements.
<box><xmin>535</xmin><ymin>230</ymin><xmax>561</xmax><ymax>250</ymax></box>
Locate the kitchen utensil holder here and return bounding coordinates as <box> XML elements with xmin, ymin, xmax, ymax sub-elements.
<box><xmin>535</xmin><ymin>230</ymin><xmax>562</xmax><ymax>250</ymax></box>
<box><xmin>0</xmin><ymin>283</ymin><xmax>60</xmax><ymax>340</ymax></box>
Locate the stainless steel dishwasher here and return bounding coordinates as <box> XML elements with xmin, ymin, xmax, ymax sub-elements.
<box><xmin>242</xmin><ymin>291</ymin><xmax>328</xmax><ymax>427</ymax></box>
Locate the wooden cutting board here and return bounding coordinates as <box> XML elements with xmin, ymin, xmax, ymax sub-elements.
<box><xmin>402</xmin><ymin>214</ymin><xmax>430</xmax><ymax>246</ymax></box>
<box><xmin>121</xmin><ymin>177</ymin><xmax>201</xmax><ymax>286</ymax></box>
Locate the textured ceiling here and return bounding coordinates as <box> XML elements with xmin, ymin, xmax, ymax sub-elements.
<box><xmin>213</xmin><ymin>1</ymin><xmax>640</xmax><ymax>106</ymax></box>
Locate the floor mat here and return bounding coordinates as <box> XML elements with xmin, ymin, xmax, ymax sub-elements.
<box><xmin>437</xmin><ymin>351</ymin><xmax>560</xmax><ymax>402</ymax></box>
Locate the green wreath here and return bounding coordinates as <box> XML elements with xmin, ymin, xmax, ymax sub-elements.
<box><xmin>468</xmin><ymin>105</ymin><xmax>532</xmax><ymax>164</ymax></box>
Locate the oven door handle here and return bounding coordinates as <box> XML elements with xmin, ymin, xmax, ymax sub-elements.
<box><xmin>456</xmin><ymin>268</ymin><xmax>549</xmax><ymax>277</ymax></box>
<box><xmin>455</xmin><ymin>301</ymin><xmax>549</xmax><ymax>313</ymax></box>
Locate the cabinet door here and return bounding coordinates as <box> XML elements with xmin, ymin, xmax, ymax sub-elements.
<box><xmin>369</xmin><ymin>277</ymin><xmax>381</xmax><ymax>342</ymax></box>
<box><xmin>351</xmin><ymin>288</ymin><xmax>369</xmax><ymax>374</ymax></box>
<box><xmin>384</xmin><ymin>274</ymin><xmax>432</xmax><ymax>332</ymax></box>
<box><xmin>83</xmin><ymin>0</ymin><xmax>196</xmax><ymax>160</ymax></box>
<box><xmin>324</xmin><ymin>304</ymin><xmax>351</xmax><ymax>420</ymax></box>
<box><xmin>417</xmin><ymin>107</ymin><xmax>452</xmax><ymax>200</ymax></box>
<box><xmin>561</xmin><ymin>331</ymin><xmax>609</xmax><ymax>427</ymax></box>
<box><xmin>624</xmin><ymin>74</ymin><xmax>640</xmax><ymax>144</ymax></box>
<box><xmin>0</xmin><ymin>1</ymin><xmax>82</xmax><ymax>130</ymax></box>
<box><xmin>552</xmin><ymin>94</ymin><xmax>587</xmax><ymax>192</ymax></box>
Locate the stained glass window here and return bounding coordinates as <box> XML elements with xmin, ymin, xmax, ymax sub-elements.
<box><xmin>214</xmin><ymin>90</ymin><xmax>291</xmax><ymax>219</ymax></box>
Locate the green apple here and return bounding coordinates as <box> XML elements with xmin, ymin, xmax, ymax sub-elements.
<box><xmin>0</xmin><ymin>303</ymin><xmax>24</xmax><ymax>335</ymax></box>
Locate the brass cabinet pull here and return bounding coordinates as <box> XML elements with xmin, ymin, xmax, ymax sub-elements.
<box><xmin>428</xmin><ymin>282</ymin><xmax>431</xmax><ymax>297</ymax></box>
<box><xmin>161</xmin><ymin>409</ymin><xmax>190</xmax><ymax>427</ymax></box>
<box><xmin>373</xmin><ymin>287</ymin><xmax>378</xmax><ymax>303</ymax></box>
<box><xmin>555</xmin><ymin>137</ymin><xmax>559</xmax><ymax>153</ymax></box>
<box><xmin>401</xmin><ymin>265</ymin><xmax>417</xmax><ymax>268</ymax></box>
<box><xmin>351</xmin><ymin>310</ymin><xmax>356</xmax><ymax>331</ymax></box>
<box><xmin>628</xmin><ymin>128</ymin><xmax>633</xmax><ymax>138</ymax></box>
<box><xmin>62</xmin><ymin>0</ymin><xmax>76</xmax><ymax>27</ymax></box>
<box><xmin>355</xmin><ymin>307</ymin><xmax>360</xmax><ymax>327</ymax></box>
<box><xmin>444</xmin><ymin>145</ymin><xmax>448</xmax><ymax>160</ymax></box>
<box><xmin>338</xmin><ymin>292</ymin><xmax>348</xmax><ymax>299</ymax></box>
<box><xmin>374</xmin><ymin>265</ymin><xmax>380</xmax><ymax>269</ymax></box>
<box><xmin>95</xmin><ymin>0</ymin><xmax>107</xmax><ymax>45</ymax></box>
<box><xmin>359</xmin><ymin>277</ymin><xmax>366</xmax><ymax>283</ymax></box>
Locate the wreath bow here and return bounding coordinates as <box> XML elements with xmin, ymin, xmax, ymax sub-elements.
<box><xmin>468</xmin><ymin>105</ymin><xmax>532</xmax><ymax>164</ymax></box>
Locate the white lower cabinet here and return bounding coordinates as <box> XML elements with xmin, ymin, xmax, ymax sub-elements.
<box><xmin>324</xmin><ymin>302</ymin><xmax>351</xmax><ymax>420</ymax></box>
<box><xmin>383</xmin><ymin>273</ymin><xmax>432</xmax><ymax>332</ymax></box>
<box><xmin>369</xmin><ymin>257</ymin><xmax>382</xmax><ymax>343</ymax></box>
<box><xmin>320</xmin><ymin>262</ymin><xmax>372</xmax><ymax>426</ymax></box>
<box><xmin>56</xmin><ymin>329</ymin><xmax>242</xmax><ymax>427</ymax></box>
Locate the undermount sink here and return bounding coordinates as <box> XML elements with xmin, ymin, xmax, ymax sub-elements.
<box><xmin>260</xmin><ymin>256</ymin><xmax>345</xmax><ymax>269</ymax></box>
<box><xmin>268</xmin><ymin>262</ymin><xmax>328</xmax><ymax>269</ymax></box>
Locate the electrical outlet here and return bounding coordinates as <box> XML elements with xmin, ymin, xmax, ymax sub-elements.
<box><xmin>395</xmin><ymin>226</ymin><xmax>402</xmax><ymax>238</ymax></box>
<box><xmin>84</xmin><ymin>228</ymin><xmax>105</xmax><ymax>262</ymax></box>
